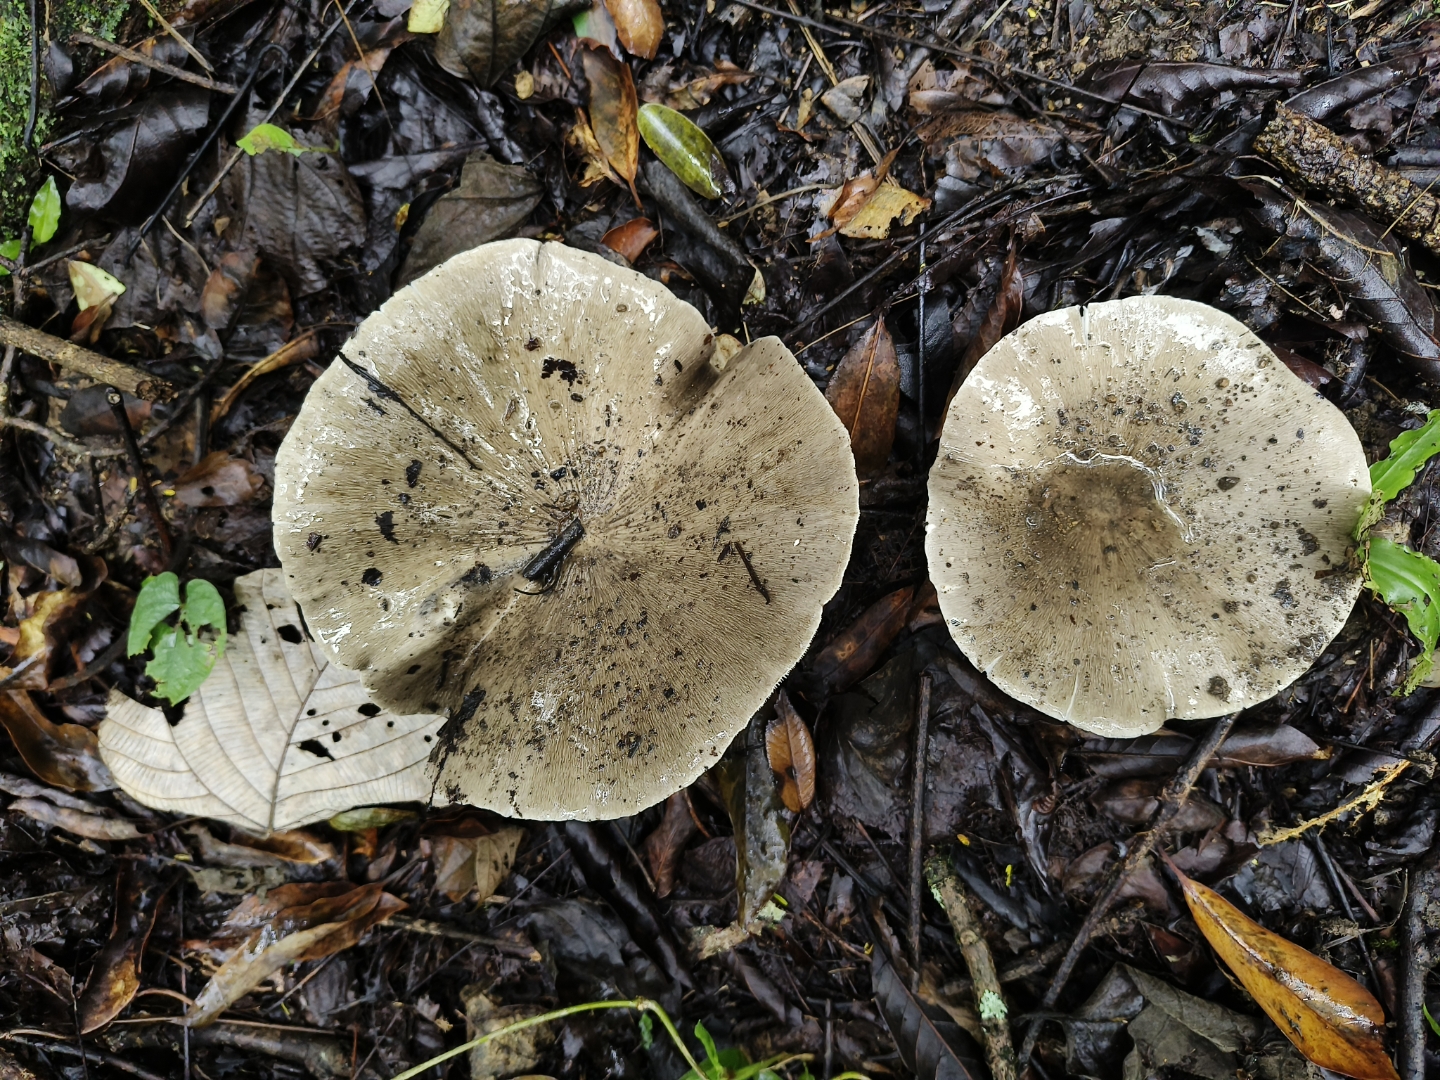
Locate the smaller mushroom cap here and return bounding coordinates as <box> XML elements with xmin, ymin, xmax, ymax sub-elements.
<box><xmin>927</xmin><ymin>296</ymin><xmax>1370</xmax><ymax>737</ymax></box>
<box><xmin>273</xmin><ymin>240</ymin><xmax>859</xmax><ymax>819</ymax></box>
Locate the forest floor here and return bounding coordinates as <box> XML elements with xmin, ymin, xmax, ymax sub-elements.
<box><xmin>2</xmin><ymin>0</ymin><xmax>1440</xmax><ymax>1076</ymax></box>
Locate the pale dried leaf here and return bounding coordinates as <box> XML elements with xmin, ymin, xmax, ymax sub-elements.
<box><xmin>98</xmin><ymin>569</ymin><xmax>446</xmax><ymax>835</ymax></box>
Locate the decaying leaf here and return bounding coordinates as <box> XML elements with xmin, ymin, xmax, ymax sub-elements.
<box><xmin>717</xmin><ymin>719</ymin><xmax>791</xmax><ymax>927</ymax></box>
<box><xmin>0</xmin><ymin>690</ymin><xmax>114</xmax><ymax>791</ymax></box>
<box><xmin>765</xmin><ymin>690</ymin><xmax>815</xmax><ymax>812</ymax></box>
<box><xmin>810</xmin><ymin>585</ymin><xmax>916</xmax><ymax>695</ymax></box>
<box><xmin>840</xmin><ymin>182</ymin><xmax>929</xmax><ymax>239</ymax></box>
<box><xmin>952</xmin><ymin>238</ymin><xmax>1023</xmax><ymax>396</ymax></box>
<box><xmin>567</xmin><ymin>109</ymin><xmax>622</xmax><ymax>187</ymax></box>
<box><xmin>463</xmin><ymin>988</ymin><xmax>557</xmax><ymax>1080</ymax></box>
<box><xmin>436</xmin><ymin>0</ymin><xmax>586</xmax><ymax>85</ymax></box>
<box><xmin>643</xmin><ymin>791</ymin><xmax>698</xmax><ymax>897</ymax></box>
<box><xmin>8</xmin><ymin>796</ymin><xmax>142</xmax><ymax>840</ymax></box>
<box><xmin>1174</xmin><ymin>863</ymin><xmax>1401</xmax><ymax>1080</ymax></box>
<box><xmin>171</xmin><ymin>452</ymin><xmax>265</xmax><ymax>508</ymax></box>
<box><xmin>604</xmin><ymin>0</ymin><xmax>663</xmax><ymax>58</ymax></box>
<box><xmin>98</xmin><ymin>569</ymin><xmax>447</xmax><ymax>835</ymax></box>
<box><xmin>426</xmin><ymin>825</ymin><xmax>524</xmax><ymax>902</ymax></box>
<box><xmin>187</xmin><ymin>882</ymin><xmax>405</xmax><ymax>1026</ymax></box>
<box><xmin>636</xmin><ymin>102</ymin><xmax>731</xmax><ymax>200</ymax></box>
<box><xmin>825</xmin><ymin>316</ymin><xmax>901</xmax><ymax>473</ymax></box>
<box><xmin>872</xmin><ymin>940</ymin><xmax>985</xmax><ymax>1080</ymax></box>
<box><xmin>582</xmin><ymin>46</ymin><xmax>641</xmax><ymax>204</ymax></box>
<box><xmin>821</xmin><ymin>75</ymin><xmax>869</xmax><ymax>125</ymax></box>
<box><xmin>78</xmin><ymin>864</ymin><xmax>172</xmax><ymax>1032</ymax></box>
<box><xmin>396</xmin><ymin>151</ymin><xmax>543</xmax><ymax>286</ymax></box>
<box><xmin>68</xmin><ymin>260</ymin><xmax>125</xmax><ymax>310</ymax></box>
<box><xmin>601</xmin><ymin>216</ymin><xmax>660</xmax><ymax>262</ymax></box>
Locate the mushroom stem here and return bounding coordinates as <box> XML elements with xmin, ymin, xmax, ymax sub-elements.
<box><xmin>1018</xmin><ymin>712</ymin><xmax>1238</xmax><ymax>1066</ymax></box>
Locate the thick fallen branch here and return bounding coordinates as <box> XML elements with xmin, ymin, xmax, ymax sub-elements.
<box><xmin>1255</xmin><ymin>103</ymin><xmax>1440</xmax><ymax>257</ymax></box>
<box><xmin>0</xmin><ymin>315</ymin><xmax>176</xmax><ymax>401</ymax></box>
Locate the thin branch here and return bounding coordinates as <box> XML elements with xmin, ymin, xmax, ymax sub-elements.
<box><xmin>70</xmin><ymin>32</ymin><xmax>237</xmax><ymax>93</ymax></box>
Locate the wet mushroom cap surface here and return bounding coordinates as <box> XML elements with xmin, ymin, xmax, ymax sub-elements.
<box><xmin>926</xmin><ymin>296</ymin><xmax>1370</xmax><ymax>738</ymax></box>
<box><xmin>272</xmin><ymin>239</ymin><xmax>859</xmax><ymax>819</ymax></box>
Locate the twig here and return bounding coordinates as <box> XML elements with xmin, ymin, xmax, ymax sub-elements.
<box><xmin>1400</xmin><ymin>845</ymin><xmax>1440</xmax><ymax>1080</ymax></box>
<box><xmin>0</xmin><ymin>315</ymin><xmax>176</xmax><ymax>401</ymax></box>
<box><xmin>0</xmin><ymin>414</ymin><xmax>123</xmax><ymax>458</ymax></box>
<box><xmin>133</xmin><ymin>0</ymin><xmax>214</xmax><ymax>73</ymax></box>
<box><xmin>44</xmin><ymin>636</ymin><xmax>127</xmax><ymax>691</ymax></box>
<box><xmin>387</xmin><ymin>915</ymin><xmax>541</xmax><ymax>961</ymax></box>
<box><xmin>70</xmin><ymin>32</ymin><xmax>235</xmax><ymax>93</ymax></box>
<box><xmin>1018</xmin><ymin>713</ymin><xmax>1237</xmax><ymax>1065</ymax></box>
<box><xmin>1</xmin><ymin>1034</ymin><xmax>167</xmax><ymax>1080</ymax></box>
<box><xmin>182</xmin><ymin>2</ymin><xmax>362</xmax><ymax>227</ymax></box>
<box><xmin>24</xmin><ymin>0</ymin><xmax>38</xmax><ymax>148</ymax></box>
<box><xmin>1258</xmin><ymin>759</ymin><xmax>1416</xmax><ymax>846</ymax></box>
<box><xmin>106</xmin><ymin>386</ymin><xmax>173</xmax><ymax>564</ymax></box>
<box><xmin>779</xmin><ymin>0</ymin><xmax>884</xmax><ymax>165</ymax></box>
<box><xmin>908</xmin><ymin>672</ymin><xmax>932</xmax><ymax>982</ymax></box>
<box><xmin>926</xmin><ymin>854</ymin><xmax>1018</xmax><ymax>1080</ymax></box>
<box><xmin>20</xmin><ymin>236</ymin><xmax>112</xmax><ymax>278</ymax></box>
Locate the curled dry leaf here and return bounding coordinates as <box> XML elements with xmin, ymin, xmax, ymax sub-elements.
<box><xmin>949</xmin><ymin>238</ymin><xmax>1023</xmax><ymax>407</ymax></box>
<box><xmin>436</xmin><ymin>0</ymin><xmax>586</xmax><ymax>86</ymax></box>
<box><xmin>604</xmin><ymin>0</ymin><xmax>663</xmax><ymax>58</ymax></box>
<box><xmin>187</xmin><ymin>882</ymin><xmax>405</xmax><ymax>1026</ymax></box>
<box><xmin>810</xmin><ymin>584</ymin><xmax>916</xmax><ymax>694</ymax></box>
<box><xmin>78</xmin><ymin>864</ymin><xmax>172</xmax><ymax>1032</ymax></box>
<box><xmin>9</xmin><ymin>797</ymin><xmax>142</xmax><ymax>840</ymax></box>
<box><xmin>765</xmin><ymin>690</ymin><xmax>816</xmax><ymax>812</ymax></box>
<box><xmin>825</xmin><ymin>316</ymin><xmax>901</xmax><ymax>473</ymax></box>
<box><xmin>718</xmin><ymin>721</ymin><xmax>791</xmax><ymax>927</ymax></box>
<box><xmin>98</xmin><ymin>569</ymin><xmax>447</xmax><ymax>835</ymax></box>
<box><xmin>642</xmin><ymin>791</ymin><xmax>698</xmax><ymax>897</ymax></box>
<box><xmin>582</xmin><ymin>46</ymin><xmax>640</xmax><ymax>205</ymax></box>
<box><xmin>171</xmin><ymin>452</ymin><xmax>265</xmax><ymax>508</ymax></box>
<box><xmin>567</xmin><ymin>109</ymin><xmax>622</xmax><ymax>187</ymax></box>
<box><xmin>426</xmin><ymin>825</ymin><xmax>524</xmax><ymax>903</ymax></box>
<box><xmin>1173</xmin><ymin>862</ymin><xmax>1401</xmax><ymax>1080</ymax></box>
<box><xmin>0</xmin><ymin>690</ymin><xmax>115</xmax><ymax>791</ymax></box>
<box><xmin>601</xmin><ymin>216</ymin><xmax>660</xmax><ymax>262</ymax></box>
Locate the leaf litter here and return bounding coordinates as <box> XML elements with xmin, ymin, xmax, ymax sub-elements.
<box><xmin>2</xmin><ymin>0</ymin><xmax>1440</xmax><ymax>1076</ymax></box>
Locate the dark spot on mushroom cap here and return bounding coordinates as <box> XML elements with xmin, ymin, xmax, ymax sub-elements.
<box><xmin>1217</xmin><ymin>476</ymin><xmax>1240</xmax><ymax>490</ymax></box>
<box><xmin>406</xmin><ymin>459</ymin><xmax>422</xmax><ymax>486</ymax></box>
<box><xmin>361</xmin><ymin>567</ymin><xmax>382</xmax><ymax>586</ymax></box>
<box><xmin>376</xmin><ymin>511</ymin><xmax>399</xmax><ymax>543</ymax></box>
<box><xmin>306</xmin><ymin>532</ymin><xmax>323</xmax><ymax>551</ymax></box>
<box><xmin>1208</xmin><ymin>675</ymin><xmax>1231</xmax><ymax>700</ymax></box>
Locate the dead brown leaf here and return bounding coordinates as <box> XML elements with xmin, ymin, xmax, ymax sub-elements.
<box><xmin>643</xmin><ymin>791</ymin><xmax>699</xmax><ymax>897</ymax></box>
<box><xmin>9</xmin><ymin>797</ymin><xmax>140</xmax><ymax>840</ymax></box>
<box><xmin>1174</xmin><ymin>862</ymin><xmax>1400</xmax><ymax>1080</ymax></box>
<box><xmin>0</xmin><ymin>690</ymin><xmax>114</xmax><ymax>790</ymax></box>
<box><xmin>171</xmin><ymin>452</ymin><xmax>266</xmax><ymax>508</ymax></box>
<box><xmin>567</xmin><ymin>109</ymin><xmax>622</xmax><ymax>187</ymax></box>
<box><xmin>425</xmin><ymin>826</ymin><xmax>524</xmax><ymax>902</ymax></box>
<box><xmin>950</xmin><ymin>237</ymin><xmax>1023</xmax><ymax>404</ymax></box>
<box><xmin>200</xmin><ymin>251</ymin><xmax>262</xmax><ymax>329</ymax></box>
<box><xmin>602</xmin><ymin>217</ymin><xmax>660</xmax><ymax>262</ymax></box>
<box><xmin>78</xmin><ymin>864</ymin><xmax>172</xmax><ymax>1032</ymax></box>
<box><xmin>187</xmin><ymin>882</ymin><xmax>405</xmax><ymax>1026</ymax></box>
<box><xmin>810</xmin><ymin>584</ymin><xmax>916</xmax><ymax>694</ymax></box>
<box><xmin>824</xmin><ymin>316</ymin><xmax>901</xmax><ymax>473</ymax></box>
<box><xmin>604</xmin><ymin>0</ymin><xmax>663</xmax><ymax>58</ymax></box>
<box><xmin>582</xmin><ymin>45</ymin><xmax>640</xmax><ymax>205</ymax></box>
<box><xmin>766</xmin><ymin>690</ymin><xmax>816</xmax><ymax>812</ymax></box>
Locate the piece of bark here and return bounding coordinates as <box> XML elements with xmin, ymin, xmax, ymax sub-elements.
<box><xmin>0</xmin><ymin>315</ymin><xmax>175</xmax><ymax>401</ymax></box>
<box><xmin>1255</xmin><ymin>103</ymin><xmax>1440</xmax><ymax>257</ymax></box>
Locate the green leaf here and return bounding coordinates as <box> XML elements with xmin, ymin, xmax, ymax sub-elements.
<box><xmin>1356</xmin><ymin>410</ymin><xmax>1440</xmax><ymax>537</ymax></box>
<box><xmin>637</xmin><ymin>1011</ymin><xmax>654</xmax><ymax>1050</ymax></box>
<box><xmin>695</xmin><ymin>1022</ymin><xmax>721</xmax><ymax>1074</ymax></box>
<box><xmin>1364</xmin><ymin>536</ymin><xmax>1440</xmax><ymax>693</ymax></box>
<box><xmin>237</xmin><ymin>123</ymin><xmax>310</xmax><ymax>156</ymax></box>
<box><xmin>129</xmin><ymin>573</ymin><xmax>181</xmax><ymax>656</ymax></box>
<box><xmin>28</xmin><ymin>176</ymin><xmax>61</xmax><ymax>245</ymax></box>
<box><xmin>181</xmin><ymin>578</ymin><xmax>226</xmax><ymax>641</ymax></box>
<box><xmin>145</xmin><ymin>626</ymin><xmax>222</xmax><ymax>705</ymax></box>
<box><xmin>328</xmin><ymin>806</ymin><xmax>419</xmax><ymax>831</ymax></box>
<box><xmin>1425</xmin><ymin>1002</ymin><xmax>1440</xmax><ymax>1038</ymax></box>
<box><xmin>0</xmin><ymin>238</ymin><xmax>20</xmax><ymax>277</ymax></box>
<box><xmin>637</xmin><ymin>103</ymin><xmax>732</xmax><ymax>201</ymax></box>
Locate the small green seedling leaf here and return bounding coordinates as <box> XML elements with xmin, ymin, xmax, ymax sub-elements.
<box><xmin>1356</xmin><ymin>410</ymin><xmax>1440</xmax><ymax>538</ymax></box>
<box><xmin>1364</xmin><ymin>536</ymin><xmax>1440</xmax><ymax>693</ymax></box>
<box><xmin>695</xmin><ymin>1022</ymin><xmax>722</xmax><ymax>1075</ymax></box>
<box><xmin>0</xmin><ymin>238</ymin><xmax>21</xmax><ymax>276</ymax></box>
<box><xmin>128</xmin><ymin>574</ymin><xmax>228</xmax><ymax>704</ymax></box>
<box><xmin>28</xmin><ymin>176</ymin><xmax>61</xmax><ymax>245</ymax></box>
<box><xmin>237</xmin><ymin>123</ymin><xmax>311</xmax><ymax>156</ymax></box>
<box><xmin>1425</xmin><ymin>1002</ymin><xmax>1440</xmax><ymax>1038</ymax></box>
<box><xmin>129</xmin><ymin>573</ymin><xmax>181</xmax><ymax>655</ymax></box>
<box><xmin>637</xmin><ymin>103</ymin><xmax>733</xmax><ymax>201</ymax></box>
<box><xmin>637</xmin><ymin>1011</ymin><xmax>654</xmax><ymax>1050</ymax></box>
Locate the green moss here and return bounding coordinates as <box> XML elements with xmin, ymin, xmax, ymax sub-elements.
<box><xmin>0</xmin><ymin>0</ymin><xmax>129</xmax><ymax>232</ymax></box>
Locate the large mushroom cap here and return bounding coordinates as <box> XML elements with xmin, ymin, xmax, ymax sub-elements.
<box><xmin>926</xmin><ymin>296</ymin><xmax>1370</xmax><ymax>737</ymax></box>
<box><xmin>273</xmin><ymin>239</ymin><xmax>859</xmax><ymax>819</ymax></box>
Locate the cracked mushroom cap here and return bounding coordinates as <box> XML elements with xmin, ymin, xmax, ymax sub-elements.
<box><xmin>926</xmin><ymin>296</ymin><xmax>1369</xmax><ymax>737</ymax></box>
<box><xmin>273</xmin><ymin>239</ymin><xmax>859</xmax><ymax>819</ymax></box>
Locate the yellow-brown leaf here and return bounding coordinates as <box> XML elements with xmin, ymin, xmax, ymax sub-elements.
<box><xmin>824</xmin><ymin>316</ymin><xmax>900</xmax><ymax>473</ymax></box>
<box><xmin>604</xmin><ymin>0</ymin><xmax>663</xmax><ymax>58</ymax></box>
<box><xmin>766</xmin><ymin>689</ymin><xmax>815</xmax><ymax>812</ymax></box>
<box><xmin>1176</xmin><ymin>865</ymin><xmax>1400</xmax><ymax>1080</ymax></box>
<box><xmin>602</xmin><ymin>217</ymin><xmax>660</xmax><ymax>262</ymax></box>
<box><xmin>581</xmin><ymin>46</ymin><xmax>640</xmax><ymax>205</ymax></box>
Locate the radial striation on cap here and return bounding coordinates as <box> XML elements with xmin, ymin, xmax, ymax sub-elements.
<box><xmin>273</xmin><ymin>239</ymin><xmax>859</xmax><ymax>819</ymax></box>
<box><xmin>926</xmin><ymin>296</ymin><xmax>1370</xmax><ymax>737</ymax></box>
